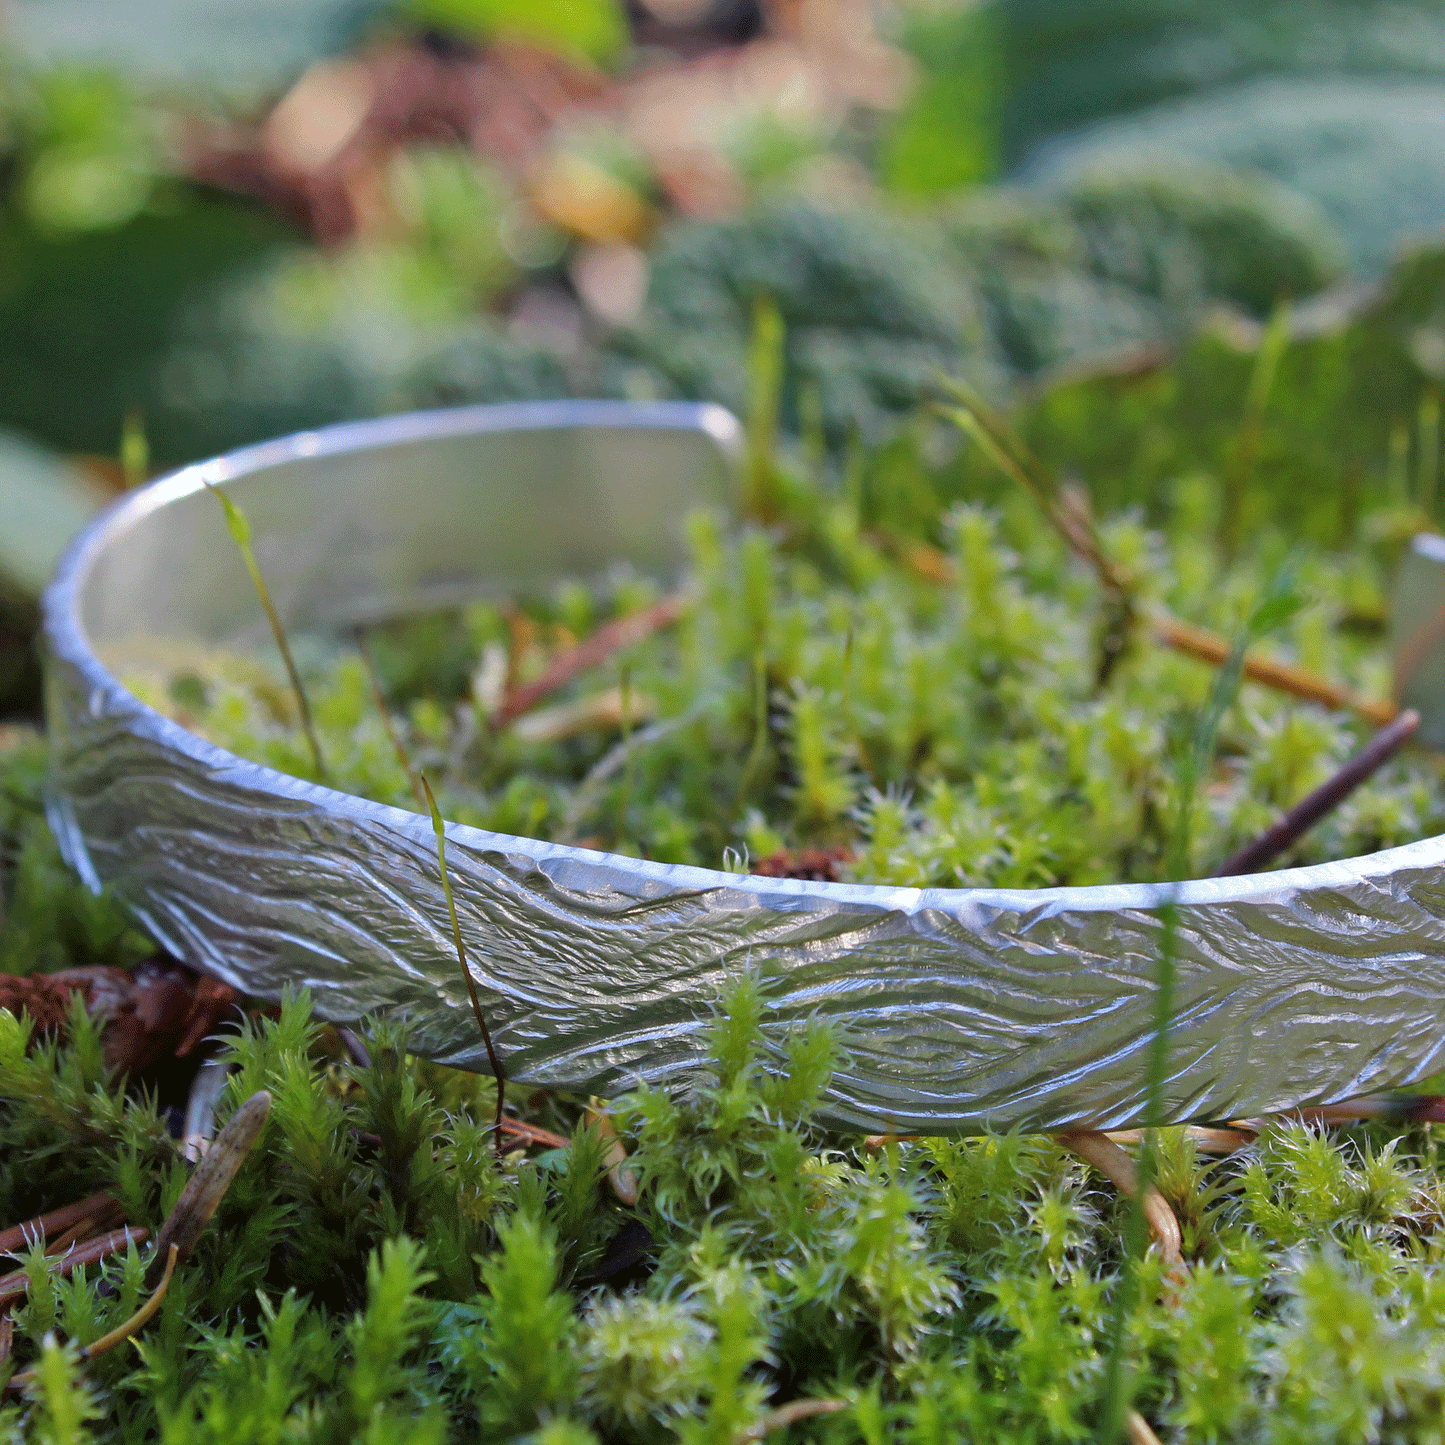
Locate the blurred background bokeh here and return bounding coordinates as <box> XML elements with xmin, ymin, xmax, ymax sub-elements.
<box><xmin>10</xmin><ymin>0</ymin><xmax>1445</xmax><ymax>716</ymax></box>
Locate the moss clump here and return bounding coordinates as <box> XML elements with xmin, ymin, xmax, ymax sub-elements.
<box><xmin>3</xmin><ymin>952</ymin><xmax>1445</xmax><ymax>1441</ymax></box>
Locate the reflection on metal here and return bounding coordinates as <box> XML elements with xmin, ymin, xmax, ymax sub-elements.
<box><xmin>42</xmin><ymin>401</ymin><xmax>1445</xmax><ymax>1134</ymax></box>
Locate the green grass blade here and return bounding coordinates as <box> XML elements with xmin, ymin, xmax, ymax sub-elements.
<box><xmin>203</xmin><ymin>481</ymin><xmax>327</xmax><ymax>782</ymax></box>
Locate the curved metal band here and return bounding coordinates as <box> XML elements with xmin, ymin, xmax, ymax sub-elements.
<box><xmin>40</xmin><ymin>401</ymin><xmax>1445</xmax><ymax>1134</ymax></box>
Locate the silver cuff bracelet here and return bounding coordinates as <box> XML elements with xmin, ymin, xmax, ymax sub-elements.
<box><xmin>40</xmin><ymin>401</ymin><xmax>1445</xmax><ymax>1135</ymax></box>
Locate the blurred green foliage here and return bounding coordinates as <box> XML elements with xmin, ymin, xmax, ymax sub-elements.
<box><xmin>397</xmin><ymin>0</ymin><xmax>627</xmax><ymax>64</ymax></box>
<box><xmin>882</xmin><ymin>2</ymin><xmax>999</xmax><ymax>195</ymax></box>
<box><xmin>982</xmin><ymin>0</ymin><xmax>1445</xmax><ymax>175</ymax></box>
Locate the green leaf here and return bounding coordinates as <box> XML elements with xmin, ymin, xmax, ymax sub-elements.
<box><xmin>202</xmin><ymin>480</ymin><xmax>251</xmax><ymax>549</ymax></box>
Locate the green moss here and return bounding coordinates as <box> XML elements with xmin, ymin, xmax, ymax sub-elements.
<box><xmin>3</xmin><ymin>960</ymin><xmax>1445</xmax><ymax>1441</ymax></box>
<box><xmin>14</xmin><ymin>301</ymin><xmax>1445</xmax><ymax>1439</ymax></box>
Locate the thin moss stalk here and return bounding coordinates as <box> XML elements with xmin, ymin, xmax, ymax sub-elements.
<box><xmin>421</xmin><ymin>774</ymin><xmax>506</xmax><ymax>1155</ymax></box>
<box><xmin>203</xmin><ymin>481</ymin><xmax>327</xmax><ymax>781</ymax></box>
<box><xmin>1220</xmin><ymin>300</ymin><xmax>1291</xmax><ymax>561</ymax></box>
<box><xmin>354</xmin><ymin>628</ymin><xmax>425</xmax><ymax>809</ymax></box>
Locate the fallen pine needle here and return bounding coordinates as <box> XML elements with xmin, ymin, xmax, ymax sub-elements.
<box><xmin>496</xmin><ymin>1117</ymin><xmax>571</xmax><ymax>1151</ymax></box>
<box><xmin>1106</xmin><ymin>1126</ymin><xmax>1257</xmax><ymax>1155</ymax></box>
<box><xmin>0</xmin><ymin>1228</ymin><xmax>150</xmax><ymax>1309</ymax></box>
<box><xmin>0</xmin><ymin>1192</ymin><xmax>121</xmax><ymax>1259</ymax></box>
<box><xmin>863</xmin><ymin>1133</ymin><xmax>921</xmax><ymax>1154</ymax></box>
<box><xmin>512</xmin><ymin>685</ymin><xmax>657</xmax><ymax>745</ymax></box>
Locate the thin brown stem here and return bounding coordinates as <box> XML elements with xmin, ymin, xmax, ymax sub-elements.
<box><xmin>1213</xmin><ymin>709</ymin><xmax>1419</xmax><ymax>876</ymax></box>
<box><xmin>496</xmin><ymin>1117</ymin><xmax>570</xmax><ymax>1151</ymax></box>
<box><xmin>741</xmin><ymin>1397</ymin><xmax>849</xmax><ymax>1440</ymax></box>
<box><xmin>1268</xmin><ymin>1093</ymin><xmax>1445</xmax><ymax>1127</ymax></box>
<box><xmin>1153</xmin><ymin>613</ymin><xmax>1396</xmax><ymax>727</ymax></box>
<box><xmin>80</xmin><ymin>1245</ymin><xmax>177</xmax><ymax>1361</ymax></box>
<box><xmin>940</xmin><ymin>394</ymin><xmax>1129</xmax><ymax>594</ymax></box>
<box><xmin>421</xmin><ymin>775</ymin><xmax>506</xmax><ymax>1158</ymax></box>
<box><xmin>939</xmin><ymin>391</ymin><xmax>1398</xmax><ymax>727</ymax></box>
<box><xmin>1058</xmin><ymin>1130</ymin><xmax>1182</xmax><ymax>1268</ymax></box>
<box><xmin>353</xmin><ymin>629</ymin><xmax>425</xmax><ymax>808</ymax></box>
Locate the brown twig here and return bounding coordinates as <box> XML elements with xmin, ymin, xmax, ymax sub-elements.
<box><xmin>940</xmin><ymin>394</ymin><xmax>1399</xmax><ymax>726</ymax></box>
<box><xmin>1213</xmin><ymin>709</ymin><xmax>1420</xmax><ymax>876</ymax></box>
<box><xmin>863</xmin><ymin>1133</ymin><xmax>921</xmax><ymax>1154</ymax></box>
<box><xmin>1155</xmin><ymin>613</ymin><xmax>1397</xmax><ymax>728</ymax></box>
<box><xmin>421</xmin><ymin>776</ymin><xmax>507</xmax><ymax>1158</ymax></box>
<box><xmin>0</xmin><ymin>1228</ymin><xmax>151</xmax><ymax>1309</ymax></box>
<box><xmin>1058</xmin><ymin>1130</ymin><xmax>1182</xmax><ymax>1269</ymax></box>
<box><xmin>44</xmin><ymin>1213</ymin><xmax>117</xmax><ymax>1257</ymax></box>
<box><xmin>1268</xmin><ymin>1093</ymin><xmax>1445</xmax><ymax>1127</ymax></box>
<box><xmin>494</xmin><ymin>592</ymin><xmax>690</xmax><ymax>727</ymax></box>
<box><xmin>496</xmin><ymin>1117</ymin><xmax>571</xmax><ymax>1151</ymax></box>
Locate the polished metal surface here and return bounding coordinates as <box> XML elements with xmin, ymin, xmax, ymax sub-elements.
<box><xmin>41</xmin><ymin>401</ymin><xmax>1445</xmax><ymax>1134</ymax></box>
